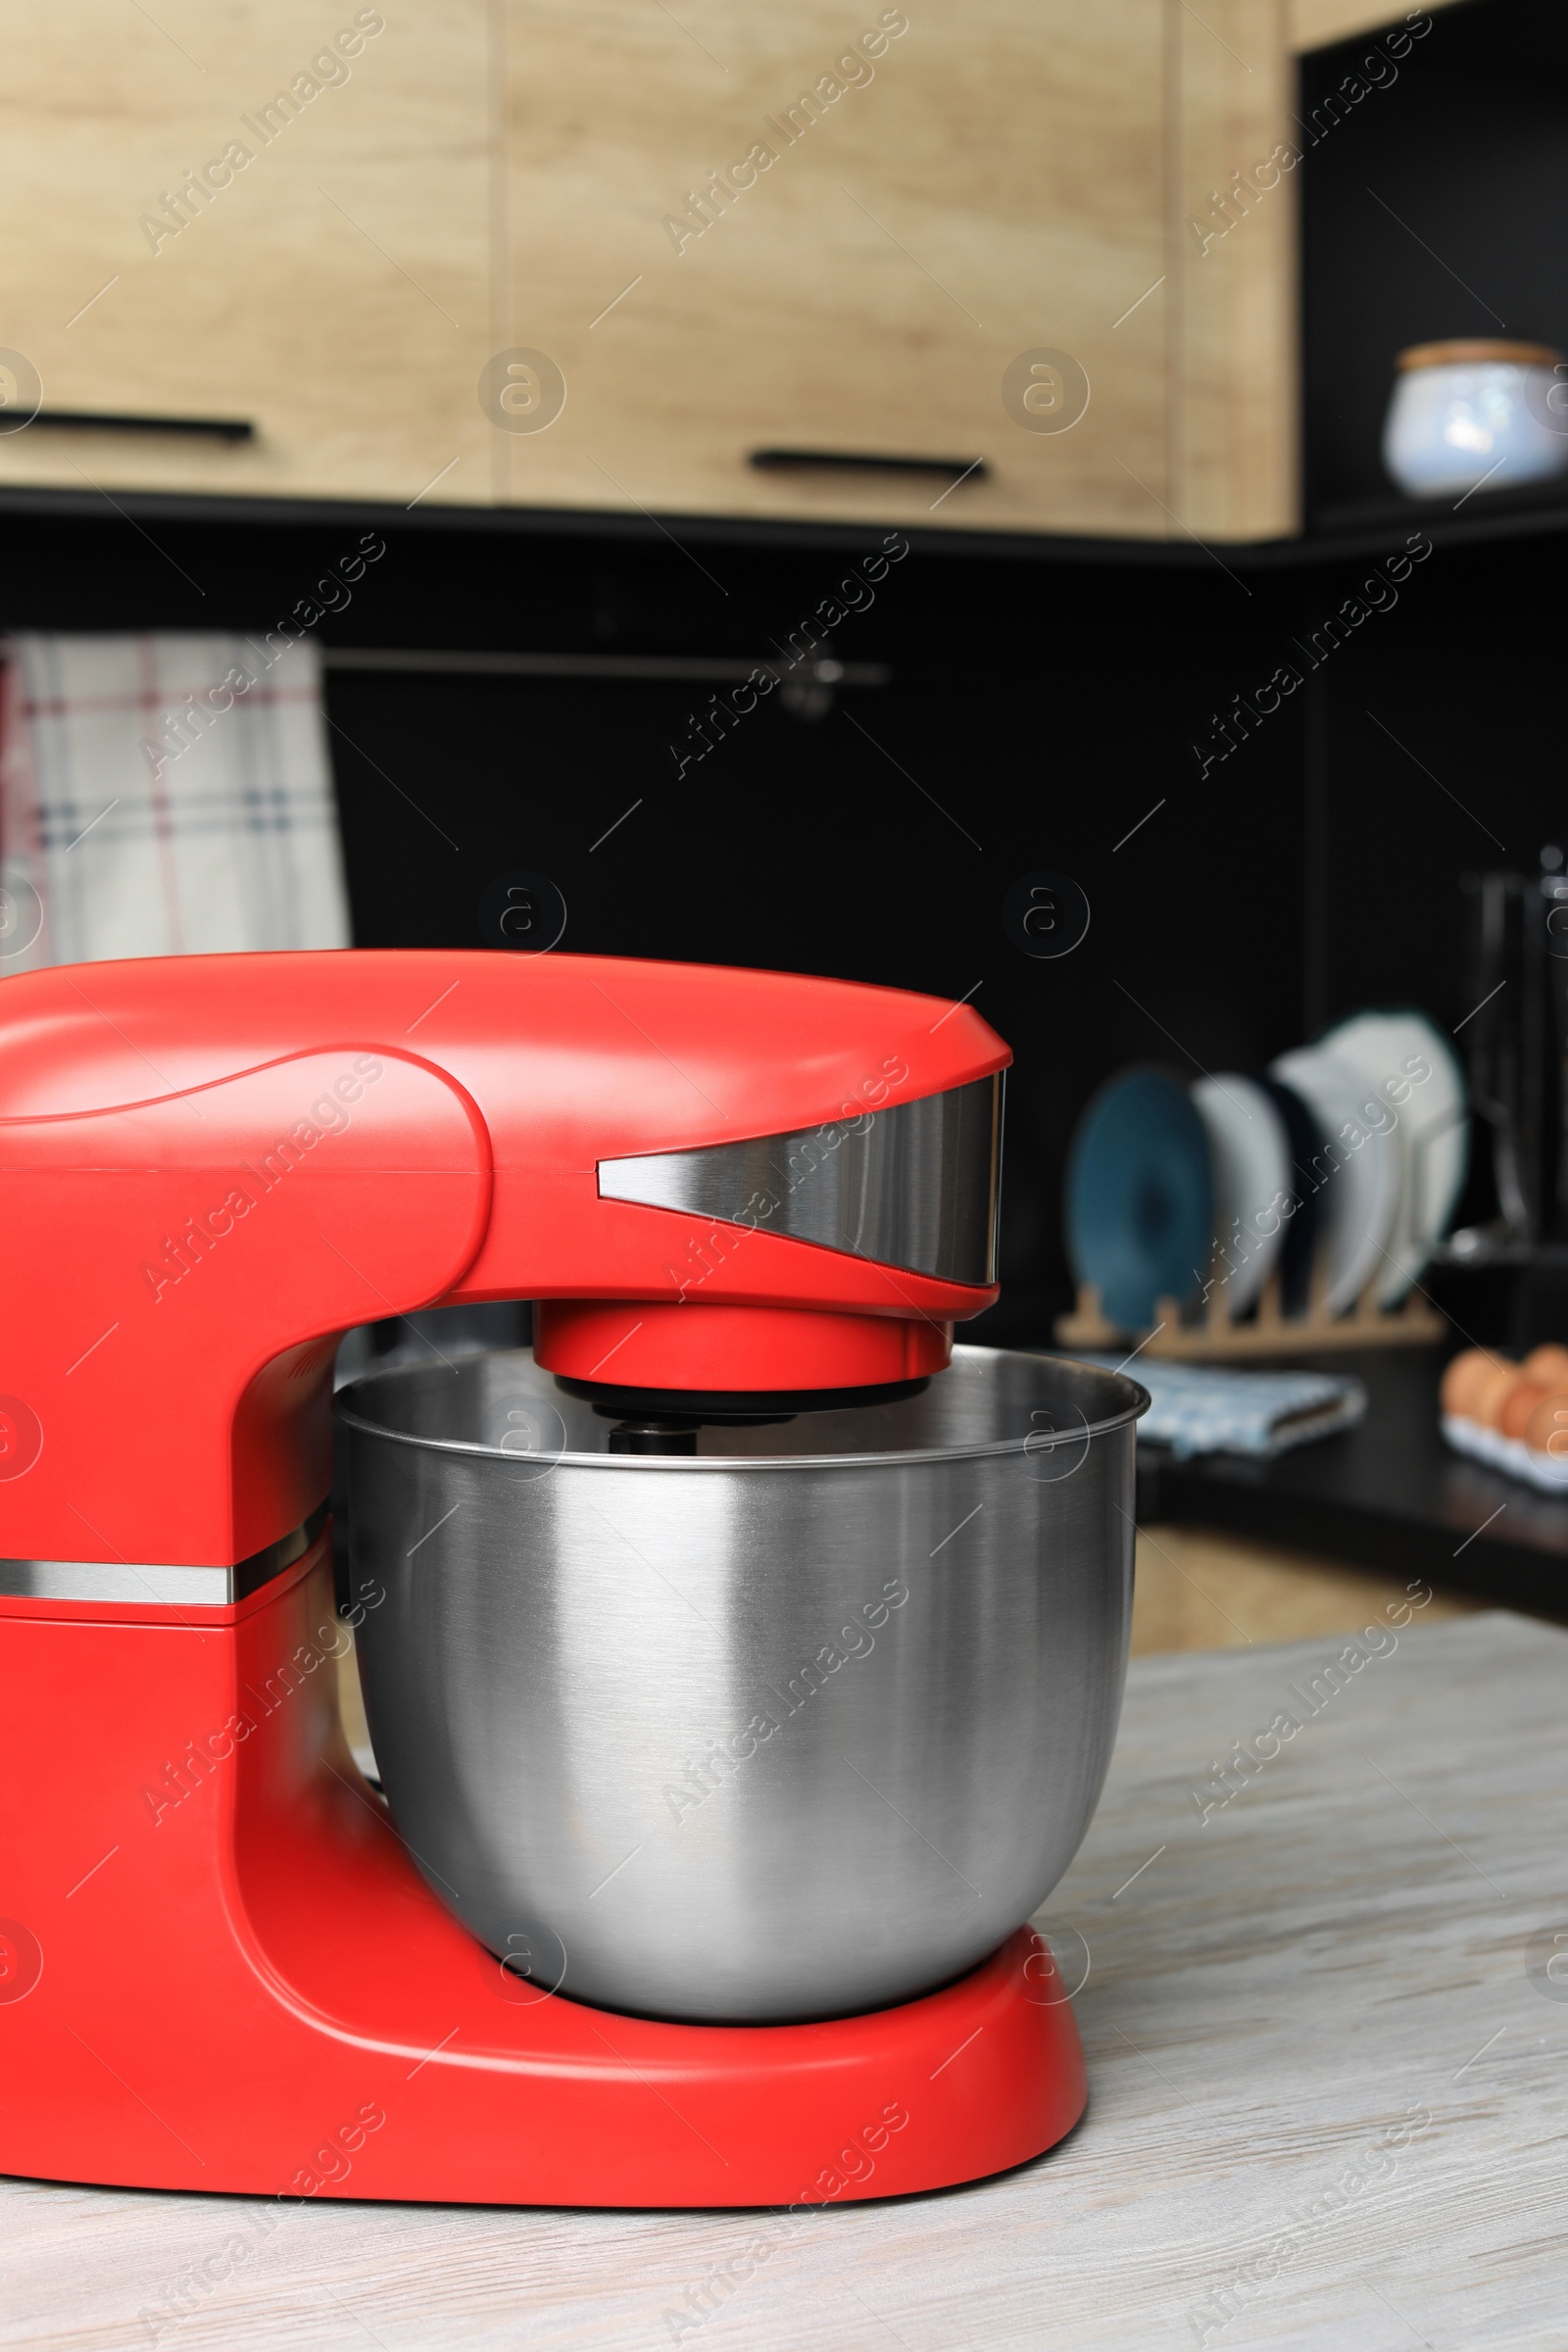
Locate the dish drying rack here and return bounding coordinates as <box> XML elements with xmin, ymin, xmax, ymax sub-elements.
<box><xmin>1055</xmin><ymin>1257</ymin><xmax>1446</xmax><ymax>1361</ymax></box>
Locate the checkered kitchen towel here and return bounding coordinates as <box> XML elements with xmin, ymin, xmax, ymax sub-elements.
<box><xmin>0</xmin><ymin>632</ymin><xmax>350</xmax><ymax>968</ymax></box>
<box><xmin>1085</xmin><ymin>1356</ymin><xmax>1367</xmax><ymax>1458</ymax></box>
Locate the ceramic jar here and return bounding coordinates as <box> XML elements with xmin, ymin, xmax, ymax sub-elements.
<box><xmin>1383</xmin><ymin>338</ymin><xmax>1568</xmax><ymax>499</ymax></box>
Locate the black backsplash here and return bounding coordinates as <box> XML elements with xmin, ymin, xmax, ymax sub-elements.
<box><xmin>0</xmin><ymin>448</ymin><xmax>1559</xmax><ymax>1344</ymax></box>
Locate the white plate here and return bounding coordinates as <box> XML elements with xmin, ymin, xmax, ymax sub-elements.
<box><xmin>1319</xmin><ymin>1010</ymin><xmax>1468</xmax><ymax>1303</ymax></box>
<box><xmin>1268</xmin><ymin>1047</ymin><xmax>1402</xmax><ymax>1314</ymax></box>
<box><xmin>1190</xmin><ymin>1075</ymin><xmax>1291</xmax><ymax>1313</ymax></box>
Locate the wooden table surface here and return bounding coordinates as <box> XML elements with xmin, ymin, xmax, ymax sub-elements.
<box><xmin>7</xmin><ymin>1612</ymin><xmax>1566</xmax><ymax>2352</ymax></box>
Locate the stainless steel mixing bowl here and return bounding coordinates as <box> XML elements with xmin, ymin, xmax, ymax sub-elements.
<box><xmin>335</xmin><ymin>1344</ymin><xmax>1148</xmax><ymax>2023</ymax></box>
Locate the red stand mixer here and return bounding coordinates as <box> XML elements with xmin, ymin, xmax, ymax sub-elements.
<box><xmin>0</xmin><ymin>949</ymin><xmax>1140</xmax><ymax>2208</ymax></box>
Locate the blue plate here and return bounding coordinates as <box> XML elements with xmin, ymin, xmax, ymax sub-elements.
<box><xmin>1065</xmin><ymin>1069</ymin><xmax>1214</xmax><ymax>1330</ymax></box>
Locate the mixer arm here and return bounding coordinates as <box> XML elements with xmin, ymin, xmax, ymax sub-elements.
<box><xmin>0</xmin><ymin>948</ymin><xmax>1008</xmax><ymax>1567</ymax></box>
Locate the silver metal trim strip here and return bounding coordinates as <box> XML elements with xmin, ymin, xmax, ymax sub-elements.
<box><xmin>0</xmin><ymin>1501</ymin><xmax>330</xmax><ymax>1607</ymax></box>
<box><xmin>597</xmin><ymin>1074</ymin><xmax>1003</xmax><ymax>1288</ymax></box>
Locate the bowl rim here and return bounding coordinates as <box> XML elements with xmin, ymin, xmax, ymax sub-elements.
<box><xmin>333</xmin><ymin>1341</ymin><xmax>1151</xmax><ymax>1473</ymax></box>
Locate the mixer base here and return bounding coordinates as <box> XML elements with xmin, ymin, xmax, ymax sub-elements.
<box><xmin>0</xmin><ymin>1544</ymin><xmax>1086</xmax><ymax>2208</ymax></box>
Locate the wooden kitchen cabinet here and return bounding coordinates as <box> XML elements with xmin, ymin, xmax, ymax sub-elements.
<box><xmin>0</xmin><ymin>0</ymin><xmax>1318</xmax><ymax>540</ymax></box>
<box><xmin>0</xmin><ymin>0</ymin><xmax>493</xmax><ymax>509</ymax></box>
<box><xmin>490</xmin><ymin>0</ymin><xmax>1320</xmax><ymax>540</ymax></box>
<box><xmin>1289</xmin><ymin>0</ymin><xmax>1463</xmax><ymax>50</ymax></box>
<box><xmin>493</xmin><ymin>0</ymin><xmax>1173</xmax><ymax>539</ymax></box>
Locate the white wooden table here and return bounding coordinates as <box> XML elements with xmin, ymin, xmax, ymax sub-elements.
<box><xmin>7</xmin><ymin>1612</ymin><xmax>1566</xmax><ymax>2351</ymax></box>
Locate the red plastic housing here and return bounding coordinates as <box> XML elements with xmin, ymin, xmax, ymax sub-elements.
<box><xmin>534</xmin><ymin>1298</ymin><xmax>956</xmax><ymax>1390</ymax></box>
<box><xmin>0</xmin><ymin>950</ymin><xmax>1007</xmax><ymax>1566</ymax></box>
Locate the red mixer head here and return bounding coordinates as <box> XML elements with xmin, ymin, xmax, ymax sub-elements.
<box><xmin>0</xmin><ymin>950</ymin><xmax>1006</xmax><ymax>1564</ymax></box>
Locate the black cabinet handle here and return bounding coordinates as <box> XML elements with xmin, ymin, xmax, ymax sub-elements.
<box><xmin>28</xmin><ymin>410</ymin><xmax>255</xmax><ymax>442</ymax></box>
<box><xmin>749</xmin><ymin>447</ymin><xmax>986</xmax><ymax>482</ymax></box>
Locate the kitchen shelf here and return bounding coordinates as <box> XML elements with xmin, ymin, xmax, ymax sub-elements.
<box><xmin>1310</xmin><ymin>464</ymin><xmax>1568</xmax><ymax>541</ymax></box>
<box><xmin>9</xmin><ymin>470</ymin><xmax>1568</xmax><ymax>582</ymax></box>
<box><xmin>1300</xmin><ymin>474</ymin><xmax>1568</xmax><ymax>570</ymax></box>
<box><xmin>1136</xmin><ymin>1345</ymin><xmax>1568</xmax><ymax>1619</ymax></box>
